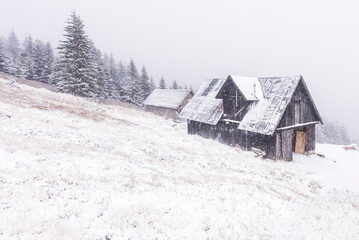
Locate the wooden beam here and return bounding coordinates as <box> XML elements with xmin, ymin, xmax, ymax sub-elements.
<box><xmin>276</xmin><ymin>121</ymin><xmax>319</xmax><ymax>132</ymax></box>
<box><xmin>222</xmin><ymin>119</ymin><xmax>241</xmax><ymax>124</ymax></box>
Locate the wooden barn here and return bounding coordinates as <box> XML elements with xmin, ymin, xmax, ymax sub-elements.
<box><xmin>179</xmin><ymin>75</ymin><xmax>322</xmax><ymax>161</ymax></box>
<box><xmin>144</xmin><ymin>89</ymin><xmax>193</xmax><ymax>119</ymax></box>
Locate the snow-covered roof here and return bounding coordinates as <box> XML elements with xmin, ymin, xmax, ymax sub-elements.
<box><xmin>178</xmin><ymin>78</ymin><xmax>225</xmax><ymax>125</ymax></box>
<box><xmin>237</xmin><ymin>76</ymin><xmax>302</xmax><ymax>135</ymax></box>
<box><xmin>144</xmin><ymin>89</ymin><xmax>192</xmax><ymax>110</ymax></box>
<box><xmin>180</xmin><ymin>75</ymin><xmax>322</xmax><ymax>134</ymax></box>
<box><xmin>229</xmin><ymin>75</ymin><xmax>264</xmax><ymax>101</ymax></box>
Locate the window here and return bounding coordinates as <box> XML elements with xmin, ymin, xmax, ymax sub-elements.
<box><xmin>202</xmin><ymin>79</ymin><xmax>219</xmax><ymax>96</ymax></box>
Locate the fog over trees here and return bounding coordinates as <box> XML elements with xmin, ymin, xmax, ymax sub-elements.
<box><xmin>0</xmin><ymin>11</ymin><xmax>356</xmax><ymax>145</ymax></box>
<box><xmin>0</xmin><ymin>12</ymin><xmax>190</xmax><ymax>106</ymax></box>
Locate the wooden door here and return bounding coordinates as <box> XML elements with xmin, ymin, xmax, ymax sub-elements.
<box><xmin>295</xmin><ymin>131</ymin><xmax>306</xmax><ymax>154</ymax></box>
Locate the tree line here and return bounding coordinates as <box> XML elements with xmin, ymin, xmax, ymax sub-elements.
<box><xmin>0</xmin><ymin>11</ymin><xmax>190</xmax><ymax>106</ymax></box>
<box><xmin>316</xmin><ymin>117</ymin><xmax>355</xmax><ymax>145</ymax></box>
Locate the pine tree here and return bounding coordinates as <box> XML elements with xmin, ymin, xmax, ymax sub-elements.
<box><xmin>108</xmin><ymin>54</ymin><xmax>118</xmax><ymax>82</ymax></box>
<box><xmin>32</xmin><ymin>39</ymin><xmax>45</xmax><ymax>82</ymax></box>
<box><xmin>159</xmin><ymin>76</ymin><xmax>166</xmax><ymax>89</ymax></box>
<box><xmin>87</xmin><ymin>43</ymin><xmax>106</xmax><ymax>99</ymax></box>
<box><xmin>117</xmin><ymin>61</ymin><xmax>127</xmax><ymax>85</ymax></box>
<box><xmin>316</xmin><ymin>117</ymin><xmax>352</xmax><ymax>145</ymax></box>
<box><xmin>49</xmin><ymin>56</ymin><xmax>61</xmax><ymax>85</ymax></box>
<box><xmin>55</xmin><ymin>11</ymin><xmax>98</xmax><ymax>98</ymax></box>
<box><xmin>102</xmin><ymin>52</ymin><xmax>122</xmax><ymax>99</ymax></box>
<box><xmin>127</xmin><ymin>59</ymin><xmax>142</xmax><ymax>105</ymax></box>
<box><xmin>121</xmin><ymin>59</ymin><xmax>141</xmax><ymax>104</ymax></box>
<box><xmin>19</xmin><ymin>35</ymin><xmax>35</xmax><ymax>80</ymax></box>
<box><xmin>40</xmin><ymin>42</ymin><xmax>54</xmax><ymax>83</ymax></box>
<box><xmin>149</xmin><ymin>76</ymin><xmax>155</xmax><ymax>92</ymax></box>
<box><xmin>340</xmin><ymin>123</ymin><xmax>351</xmax><ymax>145</ymax></box>
<box><xmin>172</xmin><ymin>80</ymin><xmax>178</xmax><ymax>89</ymax></box>
<box><xmin>6</xmin><ymin>30</ymin><xmax>21</xmax><ymax>76</ymax></box>
<box><xmin>0</xmin><ymin>38</ymin><xmax>9</xmax><ymax>73</ymax></box>
<box><xmin>139</xmin><ymin>66</ymin><xmax>151</xmax><ymax>103</ymax></box>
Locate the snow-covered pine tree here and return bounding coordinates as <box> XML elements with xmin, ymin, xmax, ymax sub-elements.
<box><xmin>113</xmin><ymin>61</ymin><xmax>127</xmax><ymax>99</ymax></box>
<box><xmin>127</xmin><ymin>59</ymin><xmax>142</xmax><ymax>105</ymax></box>
<box><xmin>316</xmin><ymin>117</ymin><xmax>352</xmax><ymax>145</ymax></box>
<box><xmin>40</xmin><ymin>42</ymin><xmax>54</xmax><ymax>83</ymax></box>
<box><xmin>139</xmin><ymin>66</ymin><xmax>151</xmax><ymax>103</ymax></box>
<box><xmin>117</xmin><ymin>61</ymin><xmax>127</xmax><ymax>86</ymax></box>
<box><xmin>49</xmin><ymin>56</ymin><xmax>61</xmax><ymax>85</ymax></box>
<box><xmin>55</xmin><ymin>11</ymin><xmax>98</xmax><ymax>98</ymax></box>
<box><xmin>86</xmin><ymin>42</ymin><xmax>104</xmax><ymax>99</ymax></box>
<box><xmin>0</xmin><ymin>38</ymin><xmax>10</xmax><ymax>73</ymax></box>
<box><xmin>172</xmin><ymin>80</ymin><xmax>178</xmax><ymax>89</ymax></box>
<box><xmin>121</xmin><ymin>59</ymin><xmax>140</xmax><ymax>104</ymax></box>
<box><xmin>340</xmin><ymin>123</ymin><xmax>351</xmax><ymax>145</ymax></box>
<box><xmin>90</xmin><ymin>45</ymin><xmax>120</xmax><ymax>99</ymax></box>
<box><xmin>149</xmin><ymin>77</ymin><xmax>155</xmax><ymax>92</ymax></box>
<box><xmin>6</xmin><ymin>30</ymin><xmax>21</xmax><ymax>76</ymax></box>
<box><xmin>159</xmin><ymin>76</ymin><xmax>166</xmax><ymax>89</ymax></box>
<box><xmin>102</xmin><ymin>53</ymin><xmax>123</xmax><ymax>99</ymax></box>
<box><xmin>32</xmin><ymin>39</ymin><xmax>45</xmax><ymax>82</ymax></box>
<box><xmin>108</xmin><ymin>54</ymin><xmax>118</xmax><ymax>82</ymax></box>
<box><xmin>19</xmin><ymin>35</ymin><xmax>35</xmax><ymax>80</ymax></box>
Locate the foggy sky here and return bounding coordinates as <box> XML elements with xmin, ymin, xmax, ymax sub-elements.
<box><xmin>1</xmin><ymin>0</ymin><xmax>358</xmax><ymax>139</ymax></box>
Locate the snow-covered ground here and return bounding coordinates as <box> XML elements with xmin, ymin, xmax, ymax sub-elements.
<box><xmin>292</xmin><ymin>144</ymin><xmax>359</xmax><ymax>193</ymax></box>
<box><xmin>0</xmin><ymin>77</ymin><xmax>359</xmax><ymax>239</ymax></box>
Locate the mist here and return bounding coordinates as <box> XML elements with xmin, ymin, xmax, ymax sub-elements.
<box><xmin>1</xmin><ymin>0</ymin><xmax>358</xmax><ymax>139</ymax></box>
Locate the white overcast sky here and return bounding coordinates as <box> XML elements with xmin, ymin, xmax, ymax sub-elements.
<box><xmin>0</xmin><ymin>0</ymin><xmax>358</xmax><ymax>139</ymax></box>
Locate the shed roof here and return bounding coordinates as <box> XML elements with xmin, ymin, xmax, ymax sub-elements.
<box><xmin>237</xmin><ymin>76</ymin><xmax>318</xmax><ymax>135</ymax></box>
<box><xmin>144</xmin><ymin>89</ymin><xmax>192</xmax><ymax>110</ymax></box>
<box><xmin>178</xmin><ymin>78</ymin><xmax>225</xmax><ymax>125</ymax></box>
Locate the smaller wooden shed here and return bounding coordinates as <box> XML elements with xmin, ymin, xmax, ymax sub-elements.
<box><xmin>144</xmin><ymin>89</ymin><xmax>193</xmax><ymax>119</ymax></box>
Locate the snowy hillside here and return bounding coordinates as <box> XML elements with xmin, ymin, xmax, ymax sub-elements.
<box><xmin>0</xmin><ymin>77</ymin><xmax>359</xmax><ymax>239</ymax></box>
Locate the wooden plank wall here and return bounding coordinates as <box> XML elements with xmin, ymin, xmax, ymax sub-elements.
<box><xmin>188</xmin><ymin>120</ymin><xmax>278</xmax><ymax>159</ymax></box>
<box><xmin>276</xmin><ymin>80</ymin><xmax>321</xmax><ymax>160</ymax></box>
<box><xmin>306</xmin><ymin>125</ymin><xmax>316</xmax><ymax>151</ymax></box>
<box><xmin>282</xmin><ymin>130</ymin><xmax>293</xmax><ymax>161</ymax></box>
<box><xmin>218</xmin><ymin>79</ymin><xmax>249</xmax><ymax>121</ymax></box>
<box><xmin>279</xmin><ymin>81</ymin><xmax>318</xmax><ymax>128</ymax></box>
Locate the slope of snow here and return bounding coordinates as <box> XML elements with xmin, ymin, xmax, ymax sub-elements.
<box><xmin>0</xmin><ymin>77</ymin><xmax>359</xmax><ymax>239</ymax></box>
<box><xmin>291</xmin><ymin>144</ymin><xmax>359</xmax><ymax>193</ymax></box>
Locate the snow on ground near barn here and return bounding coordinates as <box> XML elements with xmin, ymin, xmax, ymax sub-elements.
<box><xmin>292</xmin><ymin>144</ymin><xmax>359</xmax><ymax>193</ymax></box>
<box><xmin>0</xmin><ymin>77</ymin><xmax>359</xmax><ymax>240</ymax></box>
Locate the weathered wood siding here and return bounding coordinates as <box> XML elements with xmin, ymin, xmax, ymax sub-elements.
<box><xmin>217</xmin><ymin>79</ymin><xmax>249</xmax><ymax>121</ymax></box>
<box><xmin>276</xmin><ymin>80</ymin><xmax>320</xmax><ymax>160</ymax></box>
<box><xmin>187</xmin><ymin>120</ymin><xmax>277</xmax><ymax>159</ymax></box>
<box><xmin>144</xmin><ymin>106</ymin><xmax>178</xmax><ymax>119</ymax></box>
<box><xmin>279</xmin><ymin>81</ymin><xmax>319</xmax><ymax>128</ymax></box>
<box><xmin>306</xmin><ymin>124</ymin><xmax>315</xmax><ymax>151</ymax></box>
